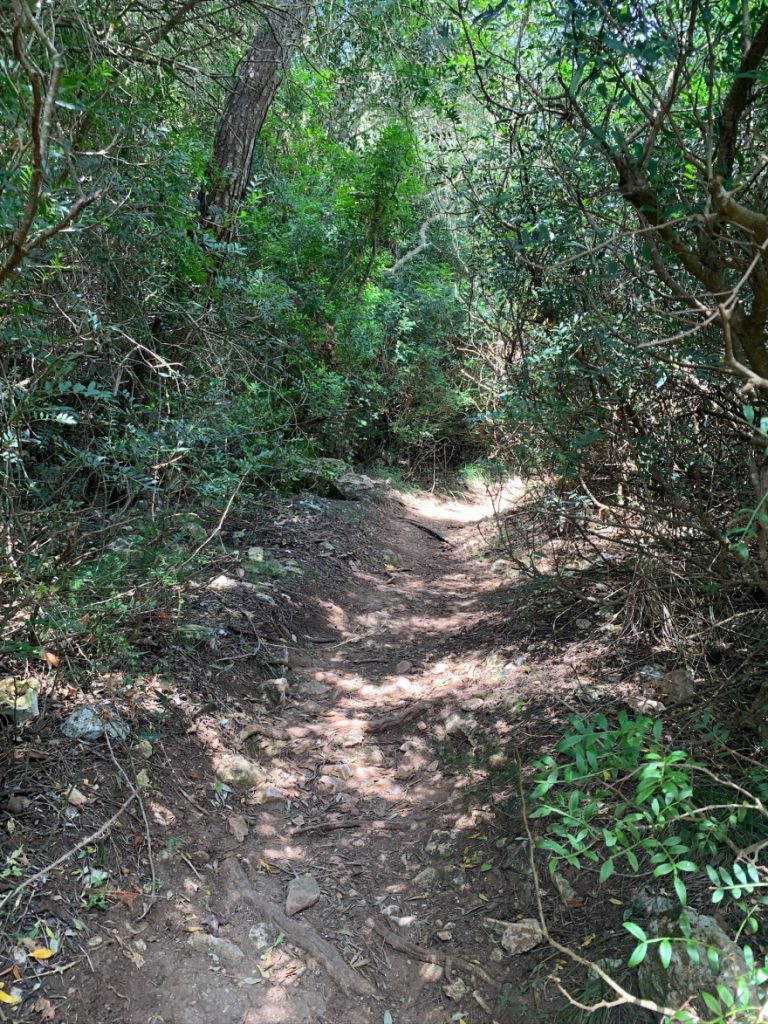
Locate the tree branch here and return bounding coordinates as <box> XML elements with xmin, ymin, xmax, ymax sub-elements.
<box><xmin>715</xmin><ymin>11</ymin><xmax>768</xmax><ymax>178</ymax></box>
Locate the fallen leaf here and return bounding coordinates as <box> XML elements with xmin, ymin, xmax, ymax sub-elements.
<box><xmin>580</xmin><ymin>933</ymin><xmax>596</xmax><ymax>948</ymax></box>
<box><xmin>44</xmin><ymin>651</ymin><xmax>61</xmax><ymax>668</ymax></box>
<box><xmin>111</xmin><ymin>890</ymin><xmax>138</xmax><ymax>913</ymax></box>
<box><xmin>64</xmin><ymin>786</ymin><xmax>88</xmax><ymax>809</ymax></box>
<box><xmin>0</xmin><ymin>987</ymin><xmax>20</xmax><ymax>1005</ymax></box>
<box><xmin>28</xmin><ymin>948</ymin><xmax>55</xmax><ymax>960</ymax></box>
<box><xmin>35</xmin><ymin>996</ymin><xmax>56</xmax><ymax>1021</ymax></box>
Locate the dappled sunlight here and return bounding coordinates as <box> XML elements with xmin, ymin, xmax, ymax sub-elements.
<box><xmin>402</xmin><ymin>477</ymin><xmax>526</xmax><ymax>525</ymax></box>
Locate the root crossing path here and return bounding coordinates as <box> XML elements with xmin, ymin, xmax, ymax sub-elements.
<box><xmin>67</xmin><ymin>481</ymin><xmax>569</xmax><ymax>1024</ymax></box>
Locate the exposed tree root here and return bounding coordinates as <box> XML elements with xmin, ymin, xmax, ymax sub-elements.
<box><xmin>220</xmin><ymin>858</ymin><xmax>377</xmax><ymax>1000</ymax></box>
<box><xmin>366</xmin><ymin>918</ymin><xmax>501</xmax><ymax>990</ymax></box>
<box><xmin>365</xmin><ymin>700</ymin><xmax>429</xmax><ymax>733</ymax></box>
<box><xmin>239</xmin><ymin>699</ymin><xmax>429</xmax><ymax>745</ymax></box>
<box><xmin>293</xmin><ymin>817</ymin><xmax>411</xmax><ymax>835</ymax></box>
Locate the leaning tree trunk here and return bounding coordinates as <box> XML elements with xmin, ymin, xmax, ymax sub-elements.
<box><xmin>200</xmin><ymin>0</ymin><xmax>311</xmax><ymax>241</ymax></box>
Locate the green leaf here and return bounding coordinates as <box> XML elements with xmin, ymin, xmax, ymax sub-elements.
<box><xmin>701</xmin><ymin>991</ymin><xmax>721</xmax><ymax>1015</ymax></box>
<box><xmin>623</xmin><ymin>922</ymin><xmax>647</xmax><ymax>942</ymax></box>
<box><xmin>676</xmin><ymin>860</ymin><xmax>698</xmax><ymax>873</ymax></box>
<box><xmin>673</xmin><ymin>874</ymin><xmax>687</xmax><ymax>905</ymax></box>
<box><xmin>684</xmin><ymin>941</ymin><xmax>700</xmax><ymax>965</ymax></box>
<box><xmin>599</xmin><ymin>858</ymin><xmax>615</xmax><ymax>883</ymax></box>
<box><xmin>659</xmin><ymin>938</ymin><xmax>672</xmax><ymax>969</ymax></box>
<box><xmin>627</xmin><ymin>942</ymin><xmax>648</xmax><ymax>968</ymax></box>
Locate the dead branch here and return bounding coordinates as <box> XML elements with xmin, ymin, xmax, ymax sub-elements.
<box><xmin>397</xmin><ymin>517</ymin><xmax>452</xmax><ymax>545</ymax></box>
<box><xmin>0</xmin><ymin>4</ymin><xmax>96</xmax><ymax>287</ymax></box>
<box><xmin>0</xmin><ymin>796</ymin><xmax>136</xmax><ymax>912</ymax></box>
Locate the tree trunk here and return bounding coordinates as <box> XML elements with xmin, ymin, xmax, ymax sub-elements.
<box><xmin>200</xmin><ymin>1</ymin><xmax>311</xmax><ymax>241</ymax></box>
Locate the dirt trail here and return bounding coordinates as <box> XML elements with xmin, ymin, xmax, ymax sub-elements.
<box><xmin>55</xmin><ymin>480</ymin><xmax>570</xmax><ymax>1024</ymax></box>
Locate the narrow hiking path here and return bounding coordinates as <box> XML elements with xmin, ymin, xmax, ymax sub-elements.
<box><xmin>35</xmin><ymin>479</ymin><xmax>602</xmax><ymax>1024</ymax></box>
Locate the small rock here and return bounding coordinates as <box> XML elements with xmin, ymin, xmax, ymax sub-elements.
<box><xmin>395</xmin><ymin>660</ymin><xmax>413</xmax><ymax>674</ymax></box>
<box><xmin>0</xmin><ymin>677</ymin><xmax>39</xmax><ymax>723</ymax></box>
<box><xmin>227</xmin><ymin>814</ymin><xmax>249</xmax><ymax>842</ymax></box>
<box><xmin>149</xmin><ymin>801</ymin><xmax>176</xmax><ymax>826</ymax></box>
<box><xmin>334</xmin><ymin>471</ymin><xmax>376</xmax><ymax>500</ymax></box>
<box><xmin>286</xmin><ymin>874</ymin><xmax>320</xmax><ymax>916</ymax></box>
<box><xmin>436</xmin><ymin>929</ymin><xmax>452</xmax><ymax>941</ymax></box>
<box><xmin>254</xmin><ymin>677</ymin><xmax>289</xmax><ymax>708</ymax></box>
<box><xmin>504</xmin><ymin>841</ymin><xmax>532</xmax><ymax>875</ymax></box>
<box><xmin>638</xmin><ymin>909</ymin><xmax>758</xmax><ymax>1014</ymax></box>
<box><xmin>499</xmin><ymin>918</ymin><xmax>544</xmax><ymax>955</ymax></box>
<box><xmin>208</xmin><ymin>573</ymin><xmax>239</xmax><ymax>591</ymax></box>
<box><xmin>460</xmin><ymin>697</ymin><xmax>484</xmax><ymax>712</ymax></box>
<box><xmin>248</xmin><ymin>783</ymin><xmax>284</xmax><ymax>805</ymax></box>
<box><xmin>443</xmin><ymin>976</ymin><xmax>468</xmax><ymax>1002</ymax></box>
<box><xmin>650</xmin><ymin>669</ymin><xmax>695</xmax><ymax>705</ymax></box>
<box><xmin>631</xmin><ymin>889</ymin><xmax>675</xmax><ymax>917</ymax></box>
<box><xmin>248</xmin><ymin>923</ymin><xmax>271</xmax><ymax>950</ymax></box>
<box><xmin>188</xmin><ymin>932</ymin><xmax>245</xmax><ymax>966</ymax></box>
<box><xmin>213</xmin><ymin>753</ymin><xmax>266</xmax><ymax>789</ymax></box>
<box><xmin>637</xmin><ymin>663</ymin><xmax>664</xmax><ymax>680</ymax></box>
<box><xmin>5</xmin><ymin>796</ymin><xmax>31</xmax><ymax>814</ymax></box>
<box><xmin>247</xmin><ymin>546</ymin><xmax>264</xmax><ymax>562</ymax></box>
<box><xmin>445</xmin><ymin>712</ymin><xmax>476</xmax><ymax>738</ymax></box>
<box><xmin>61</xmin><ymin>706</ymin><xmax>129</xmax><ymax>742</ymax></box>
<box><xmin>187</xmin><ymin>848</ymin><xmax>210</xmax><ymax>866</ymax></box>
<box><xmin>574</xmin><ymin>684</ymin><xmax>602</xmax><ymax>703</ymax></box>
<box><xmin>550</xmin><ymin>866</ymin><xmax>577</xmax><ymax>904</ymax></box>
<box><xmin>424</xmin><ymin>829</ymin><xmax>458</xmax><ymax>858</ymax></box>
<box><xmin>626</xmin><ymin>694</ymin><xmax>666</xmax><ymax>714</ymax></box>
<box><xmin>412</xmin><ymin>866</ymin><xmax>440</xmax><ymax>886</ymax></box>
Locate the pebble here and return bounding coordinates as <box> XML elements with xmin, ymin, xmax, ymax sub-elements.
<box><xmin>499</xmin><ymin>918</ymin><xmax>544</xmax><ymax>955</ymax></box>
<box><xmin>286</xmin><ymin>874</ymin><xmax>320</xmax><ymax>916</ymax></box>
<box><xmin>443</xmin><ymin>976</ymin><xmax>468</xmax><ymax>1001</ymax></box>
<box><xmin>188</xmin><ymin>932</ymin><xmax>245</xmax><ymax>966</ymax></box>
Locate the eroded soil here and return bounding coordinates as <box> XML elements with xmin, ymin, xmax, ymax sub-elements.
<box><xmin>2</xmin><ymin>480</ymin><xmax>638</xmax><ymax>1024</ymax></box>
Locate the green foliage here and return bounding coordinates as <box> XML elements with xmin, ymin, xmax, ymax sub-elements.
<box><xmin>530</xmin><ymin>712</ymin><xmax>768</xmax><ymax>1019</ymax></box>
